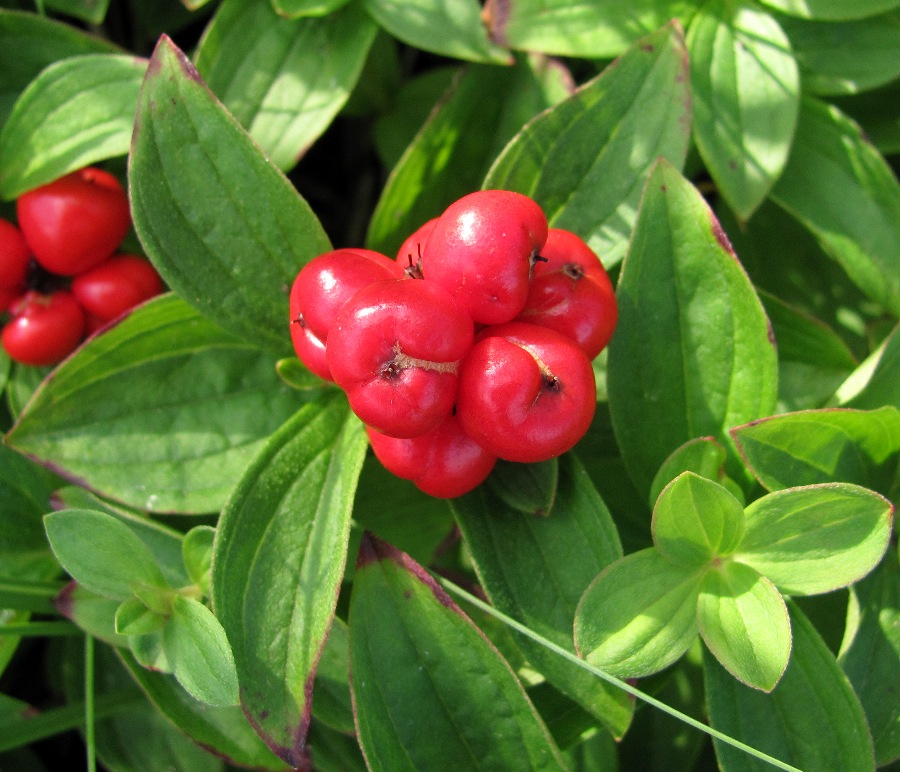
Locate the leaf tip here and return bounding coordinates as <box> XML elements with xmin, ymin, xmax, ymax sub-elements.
<box><xmin>481</xmin><ymin>0</ymin><xmax>510</xmax><ymax>47</ymax></box>
<box><xmin>54</xmin><ymin>580</ymin><xmax>77</xmax><ymax>619</ymax></box>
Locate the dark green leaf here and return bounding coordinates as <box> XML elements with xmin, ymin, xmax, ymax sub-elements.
<box><xmin>485</xmin><ymin>23</ymin><xmax>691</xmax><ymax>267</ymax></box>
<box><xmin>194</xmin><ymin>0</ymin><xmax>376</xmax><ymax>171</ymax></box>
<box><xmin>0</xmin><ymin>444</ymin><xmax>55</xmax><ymax>579</ymax></box>
<box><xmin>129</xmin><ymin>36</ymin><xmax>331</xmax><ymax>356</ymax></box>
<box><xmin>129</xmin><ymin>628</ymin><xmax>171</xmax><ymax>673</ymax></box>
<box><xmin>0</xmin><ymin>54</ymin><xmax>145</xmax><ymax>199</ymax></box>
<box><xmin>831</xmin><ymin>81</ymin><xmax>900</xmax><ymax>155</ymax></box>
<box><xmin>758</xmin><ymin>0</ymin><xmax>900</xmax><ymax>21</ymax></box>
<box><xmin>6</xmin><ymin>295</ymin><xmax>301</xmax><ymax>514</ymax></box>
<box><xmin>704</xmin><ymin>601</ymin><xmax>875</xmax><ymax>771</ymax></box>
<box><xmin>307</xmin><ymin>720</ymin><xmax>367</xmax><ymax>772</ymax></box>
<box><xmin>607</xmin><ymin>160</ymin><xmax>778</xmax><ymax>496</ymax></box>
<box><xmin>212</xmin><ymin>392</ymin><xmax>367</xmax><ymax>767</ymax></box>
<box><xmin>311</xmin><ymin>617</ymin><xmax>353</xmax><ymax>734</ymax></box>
<box><xmin>45</xmin><ymin>0</ymin><xmax>110</xmax><ymax>24</ymax></box>
<box><xmin>349</xmin><ymin>534</ymin><xmax>567</xmax><ymax>770</ymax></box>
<box><xmin>487</xmin><ymin>457</ymin><xmax>559</xmax><ymax>516</ymax></box>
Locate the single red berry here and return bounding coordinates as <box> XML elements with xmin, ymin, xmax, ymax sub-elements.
<box><xmin>422</xmin><ymin>190</ymin><xmax>548</xmax><ymax>325</ymax></box>
<box><xmin>514</xmin><ymin>229</ymin><xmax>618</xmax><ymax>359</ymax></box>
<box><xmin>456</xmin><ymin>322</ymin><xmax>596</xmax><ymax>463</ymax></box>
<box><xmin>0</xmin><ymin>286</ymin><xmax>20</xmax><ymax>313</ymax></box>
<box><xmin>0</xmin><ymin>218</ymin><xmax>31</xmax><ymax>290</ymax></box>
<box><xmin>327</xmin><ymin>278</ymin><xmax>474</xmax><ymax>438</ymax></box>
<box><xmin>2</xmin><ymin>290</ymin><xmax>86</xmax><ymax>366</ymax></box>
<box><xmin>289</xmin><ymin>248</ymin><xmax>399</xmax><ymax>381</ymax></box>
<box><xmin>16</xmin><ymin>167</ymin><xmax>131</xmax><ymax>276</ymax></box>
<box><xmin>71</xmin><ymin>254</ymin><xmax>164</xmax><ymax>322</ymax></box>
<box><xmin>394</xmin><ymin>217</ymin><xmax>437</xmax><ymax>279</ymax></box>
<box><xmin>366</xmin><ymin>414</ymin><xmax>496</xmax><ymax>498</ymax></box>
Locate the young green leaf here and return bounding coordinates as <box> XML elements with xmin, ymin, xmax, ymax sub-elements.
<box><xmin>129</xmin><ymin>36</ymin><xmax>331</xmax><ymax>357</ymax></box>
<box><xmin>194</xmin><ymin>0</ymin><xmax>376</xmax><ymax>171</ymax></box>
<box><xmin>0</xmin><ymin>54</ymin><xmax>145</xmax><ymax>198</ymax></box>
<box><xmin>736</xmin><ymin>483</ymin><xmax>893</xmax><ymax>595</ymax></box>
<box><xmin>130</xmin><ymin>628</ymin><xmax>171</xmax><ymax>673</ymax></box>
<box><xmin>212</xmin><ymin>392</ymin><xmax>367</xmax><ymax>768</ymax></box>
<box><xmin>485</xmin><ymin>23</ymin><xmax>691</xmax><ymax>267</ymax></box>
<box><xmin>649</xmin><ymin>436</ymin><xmax>744</xmax><ymax>508</ymax></box>
<box><xmin>349</xmin><ymin>534</ymin><xmax>567</xmax><ymax>771</ymax></box>
<box><xmin>276</xmin><ymin>357</ymin><xmax>333</xmax><ymax>391</ymax></box>
<box><xmin>697</xmin><ymin>562</ymin><xmax>791</xmax><ymax>692</ymax></box>
<box><xmin>115</xmin><ymin>597</ymin><xmax>167</xmax><ymax>636</ymax></box>
<box><xmin>607</xmin><ymin>159</ymin><xmax>778</xmax><ymax>496</ymax></box>
<box><xmin>652</xmin><ymin>472</ymin><xmax>745</xmax><ymax>566</ymax></box>
<box><xmin>574</xmin><ymin>548</ymin><xmax>706</xmax><ymax>678</ymax></box>
<box><xmin>181</xmin><ymin>526</ymin><xmax>215</xmax><ymax>597</ymax></box>
<box><xmin>44</xmin><ymin>509</ymin><xmax>168</xmax><ymax>600</ymax></box>
<box><xmin>841</xmin><ymin>321</ymin><xmax>900</xmax><ymax>411</ymax></box>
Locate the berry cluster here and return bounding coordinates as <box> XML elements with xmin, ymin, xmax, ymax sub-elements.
<box><xmin>289</xmin><ymin>190</ymin><xmax>618</xmax><ymax>498</ymax></box>
<box><xmin>1</xmin><ymin>167</ymin><xmax>164</xmax><ymax>366</ymax></box>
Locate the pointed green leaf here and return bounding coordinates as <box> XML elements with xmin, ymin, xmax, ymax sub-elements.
<box><xmin>771</xmin><ymin>97</ymin><xmax>900</xmax><ymax>316</ymax></box>
<box><xmin>698</xmin><ymin>562</ymin><xmax>791</xmax><ymax>691</ymax></box>
<box><xmin>453</xmin><ymin>454</ymin><xmax>633</xmax><ymax>737</ymax></box>
<box><xmin>6</xmin><ymin>295</ymin><xmax>301</xmax><ymax>514</ymax></box>
<box><xmin>273</xmin><ymin>0</ymin><xmax>352</xmax><ymax>17</ymax></box>
<box><xmin>649</xmin><ymin>436</ymin><xmax>744</xmax><ymax>508</ymax></box>
<box><xmin>842</xmin><ymin>321</ymin><xmax>900</xmax><ymax>411</ymax></box>
<box><xmin>212</xmin><ymin>392</ymin><xmax>367</xmax><ymax>768</ymax></box>
<box><xmin>704</xmin><ymin>601</ymin><xmax>875</xmax><ymax>771</ymax></box>
<box><xmin>736</xmin><ymin>483</ymin><xmax>893</xmax><ymax>595</ymax></box>
<box><xmin>574</xmin><ymin>548</ymin><xmax>705</xmax><ymax>678</ymax></box>
<box><xmin>758</xmin><ymin>0</ymin><xmax>900</xmax><ymax>21</ymax></box>
<box><xmin>311</xmin><ymin>616</ymin><xmax>353</xmax><ymax>734</ymax></box>
<box><xmin>687</xmin><ymin>2</ymin><xmax>799</xmax><ymax>220</ymax></box>
<box><xmin>652</xmin><ymin>472</ymin><xmax>745</xmax><ymax>566</ymax></box>
<box><xmin>349</xmin><ymin>535</ymin><xmax>567</xmax><ymax>771</ymax></box>
<box><xmin>194</xmin><ymin>0</ymin><xmax>376</xmax><ymax>171</ymax></box>
<box><xmin>607</xmin><ymin>160</ymin><xmax>778</xmax><ymax>496</ymax></box>
<box><xmin>115</xmin><ymin>597</ymin><xmax>167</xmax><ymax>635</ymax></box>
<box><xmin>129</xmin><ymin>36</ymin><xmax>331</xmax><ymax>357</ymax></box>
<box><xmin>0</xmin><ymin>54</ymin><xmax>145</xmax><ymax>199</ymax></box>
<box><xmin>182</xmin><ymin>526</ymin><xmax>215</xmax><ymax>597</ymax></box>
<box><xmin>43</xmin><ymin>509</ymin><xmax>168</xmax><ymax>600</ymax></box>
<box><xmin>484</xmin><ymin>23</ymin><xmax>691</xmax><ymax>267</ymax></box>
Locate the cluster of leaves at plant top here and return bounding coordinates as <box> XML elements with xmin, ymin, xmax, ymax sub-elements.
<box><xmin>1</xmin><ymin>0</ymin><xmax>898</xmax><ymax>770</ymax></box>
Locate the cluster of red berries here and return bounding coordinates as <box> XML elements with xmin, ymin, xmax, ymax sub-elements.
<box><xmin>1</xmin><ymin>167</ymin><xmax>164</xmax><ymax>367</ymax></box>
<box><xmin>289</xmin><ymin>190</ymin><xmax>618</xmax><ymax>498</ymax></box>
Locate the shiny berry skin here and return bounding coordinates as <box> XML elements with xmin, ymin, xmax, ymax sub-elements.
<box><xmin>327</xmin><ymin>278</ymin><xmax>474</xmax><ymax>438</ymax></box>
<box><xmin>289</xmin><ymin>248</ymin><xmax>399</xmax><ymax>381</ymax></box>
<box><xmin>0</xmin><ymin>218</ymin><xmax>31</xmax><ymax>290</ymax></box>
<box><xmin>16</xmin><ymin>167</ymin><xmax>131</xmax><ymax>276</ymax></box>
<box><xmin>456</xmin><ymin>322</ymin><xmax>596</xmax><ymax>463</ymax></box>
<box><xmin>366</xmin><ymin>414</ymin><xmax>496</xmax><ymax>498</ymax></box>
<box><xmin>395</xmin><ymin>217</ymin><xmax>436</xmax><ymax>279</ymax></box>
<box><xmin>2</xmin><ymin>290</ymin><xmax>86</xmax><ymax>366</ymax></box>
<box><xmin>71</xmin><ymin>254</ymin><xmax>164</xmax><ymax>322</ymax></box>
<box><xmin>422</xmin><ymin>190</ymin><xmax>548</xmax><ymax>325</ymax></box>
<box><xmin>514</xmin><ymin>229</ymin><xmax>618</xmax><ymax>359</ymax></box>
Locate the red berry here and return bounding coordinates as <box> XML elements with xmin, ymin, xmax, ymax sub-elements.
<box><xmin>422</xmin><ymin>190</ymin><xmax>548</xmax><ymax>325</ymax></box>
<box><xmin>327</xmin><ymin>278</ymin><xmax>474</xmax><ymax>438</ymax></box>
<box><xmin>394</xmin><ymin>217</ymin><xmax>436</xmax><ymax>279</ymax></box>
<box><xmin>2</xmin><ymin>290</ymin><xmax>86</xmax><ymax>366</ymax></box>
<box><xmin>289</xmin><ymin>248</ymin><xmax>399</xmax><ymax>381</ymax></box>
<box><xmin>514</xmin><ymin>229</ymin><xmax>618</xmax><ymax>359</ymax></box>
<box><xmin>71</xmin><ymin>254</ymin><xmax>164</xmax><ymax>322</ymax></box>
<box><xmin>366</xmin><ymin>414</ymin><xmax>496</xmax><ymax>498</ymax></box>
<box><xmin>456</xmin><ymin>322</ymin><xmax>596</xmax><ymax>463</ymax></box>
<box><xmin>16</xmin><ymin>167</ymin><xmax>131</xmax><ymax>276</ymax></box>
<box><xmin>0</xmin><ymin>218</ymin><xmax>31</xmax><ymax>290</ymax></box>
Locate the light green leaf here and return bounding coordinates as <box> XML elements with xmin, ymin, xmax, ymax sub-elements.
<box><xmin>272</xmin><ymin>0</ymin><xmax>352</xmax><ymax>17</ymax></box>
<box><xmin>115</xmin><ymin>597</ymin><xmax>167</xmax><ymax>635</ymax></box>
<box><xmin>55</xmin><ymin>583</ymin><xmax>127</xmax><ymax>646</ymax></box>
<box><xmin>758</xmin><ymin>0</ymin><xmax>900</xmax><ymax>21</ymax></box>
<box><xmin>841</xmin><ymin>321</ymin><xmax>900</xmax><ymax>411</ymax></box>
<box><xmin>182</xmin><ymin>526</ymin><xmax>215</xmax><ymax>597</ymax></box>
<box><xmin>649</xmin><ymin>436</ymin><xmax>745</xmax><ymax>509</ymax></box>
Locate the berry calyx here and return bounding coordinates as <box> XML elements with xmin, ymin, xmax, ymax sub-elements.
<box><xmin>394</xmin><ymin>217</ymin><xmax>436</xmax><ymax>280</ymax></box>
<box><xmin>71</xmin><ymin>254</ymin><xmax>164</xmax><ymax>322</ymax></box>
<box><xmin>2</xmin><ymin>290</ymin><xmax>86</xmax><ymax>366</ymax></box>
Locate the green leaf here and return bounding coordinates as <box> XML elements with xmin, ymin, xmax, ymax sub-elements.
<box><xmin>697</xmin><ymin>562</ymin><xmax>791</xmax><ymax>692</ymax></box>
<box><xmin>649</xmin><ymin>436</ymin><xmax>744</xmax><ymax>509</ymax></box>
<box><xmin>362</xmin><ymin>0</ymin><xmax>511</xmax><ymax>64</ymax></box>
<box><xmin>831</xmin><ymin>81</ymin><xmax>900</xmax><ymax>155</ymax></box>
<box><xmin>736</xmin><ymin>483</ymin><xmax>893</xmax><ymax>595</ymax></box>
<box><xmin>212</xmin><ymin>392</ymin><xmax>367</xmax><ymax>768</ymax></box>
<box><xmin>732</xmin><ymin>406</ymin><xmax>900</xmax><ymax>493</ymax></box>
<box><xmin>453</xmin><ymin>453</ymin><xmax>633</xmax><ymax>737</ymax></box>
<box><xmin>44</xmin><ymin>509</ymin><xmax>168</xmax><ymax>600</ymax></box>
<box><xmin>652</xmin><ymin>472</ymin><xmax>745</xmax><ymax>566</ymax></box>
<box><xmin>130</xmin><ymin>628</ymin><xmax>171</xmax><ymax>673</ymax></box>
<box><xmin>574</xmin><ymin>548</ymin><xmax>705</xmax><ymax>678</ymax></box>
<box><xmin>194</xmin><ymin>0</ymin><xmax>376</xmax><ymax>171</ymax></box>
<box><xmin>839</xmin><ymin>558</ymin><xmax>900</xmax><ymax>764</ymax></box>
<box><xmin>55</xmin><ymin>582</ymin><xmax>127</xmax><ymax>645</ymax></box>
<box><xmin>607</xmin><ymin>160</ymin><xmax>778</xmax><ymax>496</ymax></box>
<box><xmin>5</xmin><ymin>295</ymin><xmax>301</xmax><ymax>514</ymax></box>
<box><xmin>704</xmin><ymin>601</ymin><xmax>875</xmax><ymax>771</ymax></box>
<box><xmin>687</xmin><ymin>1</ymin><xmax>799</xmax><ymax>220</ymax></box>
<box><xmin>129</xmin><ymin>36</ymin><xmax>331</xmax><ymax>357</ymax></box>
<box><xmin>842</xmin><ymin>321</ymin><xmax>900</xmax><ymax>410</ymax></box>
<box><xmin>485</xmin><ymin>23</ymin><xmax>691</xmax><ymax>267</ymax></box>
<box><xmin>486</xmin><ymin>457</ymin><xmax>559</xmax><ymax>517</ymax></box>
<box><xmin>771</xmin><ymin>97</ymin><xmax>900</xmax><ymax>316</ymax></box>
<box><xmin>758</xmin><ymin>0</ymin><xmax>900</xmax><ymax>21</ymax></box>
<box><xmin>0</xmin><ymin>54</ymin><xmax>145</xmax><ymax>199</ymax></box>
<box><xmin>779</xmin><ymin>10</ymin><xmax>900</xmax><ymax>96</ymax></box>
<box><xmin>481</xmin><ymin>0</ymin><xmax>698</xmax><ymax>57</ymax></box>
<box><xmin>311</xmin><ymin>617</ymin><xmax>353</xmax><ymax>734</ymax></box>
<box><xmin>272</xmin><ymin>0</ymin><xmax>352</xmax><ymax>17</ymax></box>
<box><xmin>45</xmin><ymin>0</ymin><xmax>110</xmax><ymax>24</ymax></box>
<box><xmin>181</xmin><ymin>526</ymin><xmax>215</xmax><ymax>597</ymax></box>
<box><xmin>276</xmin><ymin>357</ymin><xmax>333</xmax><ymax>391</ymax></box>
<box><xmin>0</xmin><ymin>9</ymin><xmax>119</xmax><ymax>127</ymax></box>
<box><xmin>349</xmin><ymin>534</ymin><xmax>567</xmax><ymax>771</ymax></box>
<box><xmin>162</xmin><ymin>595</ymin><xmax>239</xmax><ymax>707</ymax></box>
<box><xmin>367</xmin><ymin>55</ymin><xmax>571</xmax><ymax>257</ymax></box>
<box><xmin>115</xmin><ymin>597</ymin><xmax>167</xmax><ymax>635</ymax></box>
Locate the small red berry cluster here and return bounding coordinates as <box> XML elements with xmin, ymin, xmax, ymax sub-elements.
<box><xmin>1</xmin><ymin>167</ymin><xmax>164</xmax><ymax>367</ymax></box>
<box><xmin>289</xmin><ymin>190</ymin><xmax>618</xmax><ymax>498</ymax></box>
